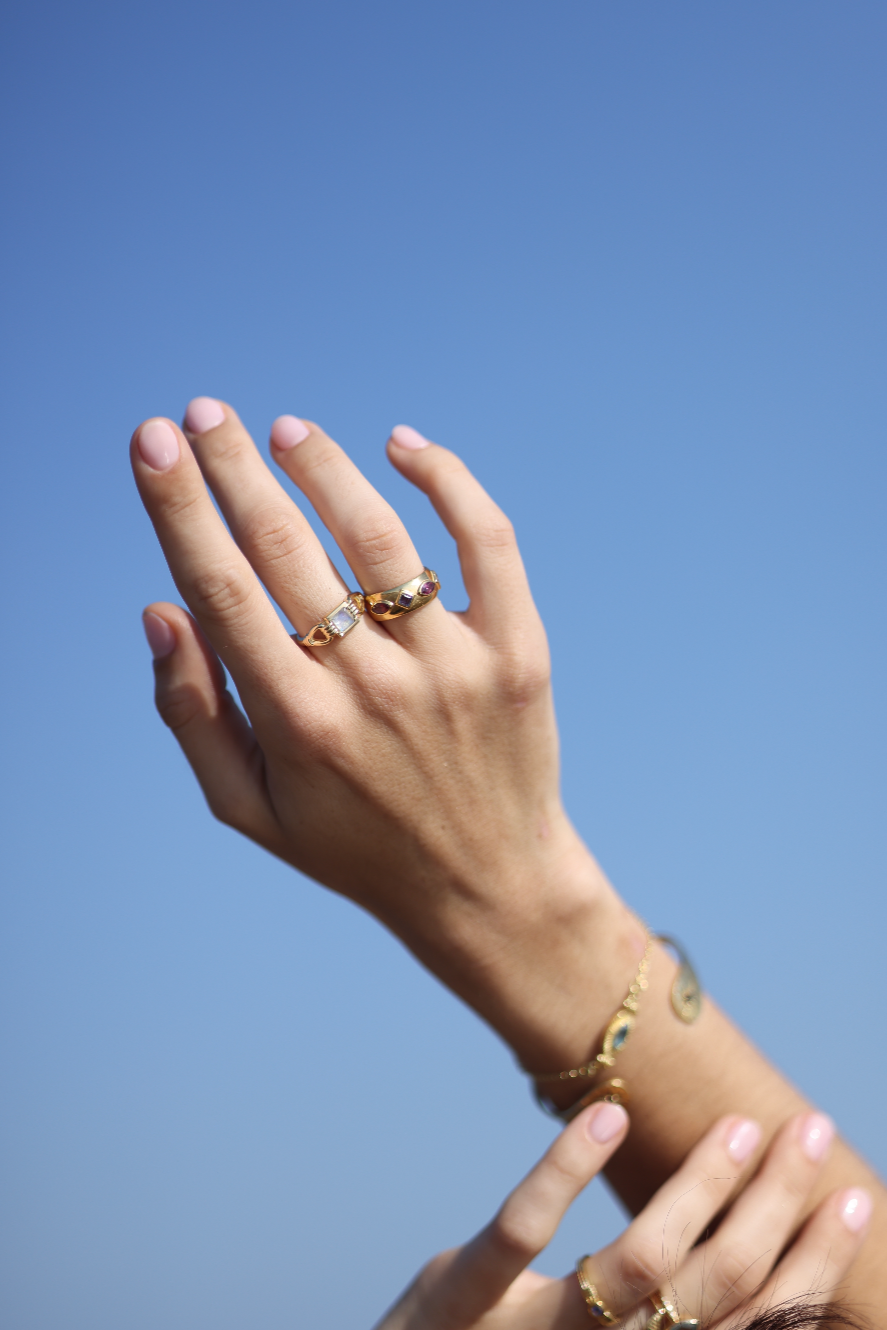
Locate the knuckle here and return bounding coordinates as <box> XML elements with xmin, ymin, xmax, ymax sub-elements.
<box><xmin>347</xmin><ymin>517</ymin><xmax>406</xmax><ymax>568</ymax></box>
<box><xmin>495</xmin><ymin>639</ymin><xmax>552</xmax><ymax>703</ymax></box>
<box><xmin>240</xmin><ymin>506</ymin><xmax>308</xmax><ymax>569</ymax></box>
<box><xmin>706</xmin><ymin>1243</ymin><xmax>767</xmax><ymax>1303</ymax></box>
<box><xmin>155</xmin><ymin>681</ymin><xmax>202</xmax><ymax>733</ymax></box>
<box><xmin>470</xmin><ymin>513</ymin><xmax>515</xmax><ymax>553</ymax></box>
<box><xmin>160</xmin><ymin>485</ymin><xmax>204</xmax><ymax>523</ymax></box>
<box><xmin>190</xmin><ymin>564</ymin><xmax>253</xmax><ymax>622</ymax></box>
<box><xmin>488</xmin><ymin>1205</ymin><xmax>546</xmax><ymax>1263</ymax></box>
<box><xmin>615</xmin><ymin>1237</ymin><xmax>665</xmax><ymax>1299</ymax></box>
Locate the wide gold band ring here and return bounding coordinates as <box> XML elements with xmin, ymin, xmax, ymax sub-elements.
<box><xmin>575</xmin><ymin>1258</ymin><xmax>618</xmax><ymax>1325</ymax></box>
<box><xmin>364</xmin><ymin>568</ymin><xmax>440</xmax><ymax>621</ymax></box>
<box><xmin>295</xmin><ymin>593</ymin><xmax>366</xmax><ymax>647</ymax></box>
<box><xmin>644</xmin><ymin>1290</ymin><xmax>699</xmax><ymax>1330</ymax></box>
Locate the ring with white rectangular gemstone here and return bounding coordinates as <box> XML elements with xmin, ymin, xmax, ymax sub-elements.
<box><xmin>364</xmin><ymin>568</ymin><xmax>440</xmax><ymax>621</ymax></box>
<box><xmin>295</xmin><ymin>593</ymin><xmax>366</xmax><ymax>647</ymax></box>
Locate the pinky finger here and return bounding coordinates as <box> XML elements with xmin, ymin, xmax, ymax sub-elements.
<box><xmin>143</xmin><ymin>604</ymin><xmax>287</xmax><ymax>857</ymax></box>
<box><xmin>719</xmin><ymin>1188</ymin><xmax>872</xmax><ymax>1330</ymax></box>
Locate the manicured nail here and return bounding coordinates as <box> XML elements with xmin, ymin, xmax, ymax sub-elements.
<box><xmin>184</xmin><ymin>397</ymin><xmax>225</xmax><ymax>433</ymax></box>
<box><xmin>839</xmin><ymin>1188</ymin><xmax>872</xmax><ymax>1234</ymax></box>
<box><xmin>586</xmin><ymin>1101</ymin><xmax>628</xmax><ymax>1144</ymax></box>
<box><xmin>726</xmin><ymin>1119</ymin><xmax>761</xmax><ymax>1164</ymax></box>
<box><xmin>137</xmin><ymin>420</ymin><xmax>179</xmax><ymax>472</ymax></box>
<box><xmin>142</xmin><ymin>612</ymin><xmax>175</xmax><ymax>659</ymax></box>
<box><xmin>800</xmin><ymin>1113</ymin><xmax>834</xmax><ymax>1163</ymax></box>
<box><xmin>271</xmin><ymin>415</ymin><xmax>311</xmax><ymax>449</ymax></box>
<box><xmin>390</xmin><ymin>424</ymin><xmax>430</xmax><ymax>450</ymax></box>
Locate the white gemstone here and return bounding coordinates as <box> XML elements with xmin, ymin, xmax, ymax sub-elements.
<box><xmin>329</xmin><ymin>605</ymin><xmax>356</xmax><ymax>636</ymax></box>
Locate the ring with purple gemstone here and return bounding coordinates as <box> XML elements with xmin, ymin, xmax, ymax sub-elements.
<box><xmin>294</xmin><ymin>592</ymin><xmax>366</xmax><ymax>647</ymax></box>
<box><xmin>364</xmin><ymin>568</ymin><xmax>440</xmax><ymax>622</ymax></box>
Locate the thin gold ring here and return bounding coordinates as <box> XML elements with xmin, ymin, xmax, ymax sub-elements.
<box><xmin>364</xmin><ymin>568</ymin><xmax>440</xmax><ymax>621</ymax></box>
<box><xmin>575</xmin><ymin>1257</ymin><xmax>618</xmax><ymax>1325</ymax></box>
<box><xmin>644</xmin><ymin>1290</ymin><xmax>699</xmax><ymax>1330</ymax></box>
<box><xmin>295</xmin><ymin>593</ymin><xmax>365</xmax><ymax>647</ymax></box>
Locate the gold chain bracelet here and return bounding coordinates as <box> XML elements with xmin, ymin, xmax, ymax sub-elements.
<box><xmin>528</xmin><ymin>930</ymin><xmax>701</xmax><ymax>1122</ymax></box>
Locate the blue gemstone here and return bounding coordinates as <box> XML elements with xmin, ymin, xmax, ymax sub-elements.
<box><xmin>613</xmin><ymin>1021</ymin><xmax>630</xmax><ymax>1049</ymax></box>
<box><xmin>397</xmin><ymin>592</ymin><xmax>414</xmax><ymax>607</ymax></box>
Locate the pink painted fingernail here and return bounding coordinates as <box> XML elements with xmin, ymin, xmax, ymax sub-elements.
<box><xmin>271</xmin><ymin>415</ymin><xmax>311</xmax><ymax>449</ymax></box>
<box><xmin>586</xmin><ymin>1102</ymin><xmax>628</xmax><ymax>1144</ymax></box>
<box><xmin>839</xmin><ymin>1188</ymin><xmax>872</xmax><ymax>1233</ymax></box>
<box><xmin>390</xmin><ymin>424</ymin><xmax>430</xmax><ymax>450</ymax></box>
<box><xmin>800</xmin><ymin>1113</ymin><xmax>834</xmax><ymax>1163</ymax></box>
<box><xmin>184</xmin><ymin>397</ymin><xmax>225</xmax><ymax>433</ymax></box>
<box><xmin>726</xmin><ymin>1119</ymin><xmax>761</xmax><ymax>1164</ymax></box>
<box><xmin>142</xmin><ymin>612</ymin><xmax>175</xmax><ymax>659</ymax></box>
<box><xmin>137</xmin><ymin>420</ymin><xmax>179</xmax><ymax>472</ymax></box>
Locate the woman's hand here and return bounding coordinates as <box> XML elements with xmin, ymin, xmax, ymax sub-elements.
<box><xmin>375</xmin><ymin>1105</ymin><xmax>871</xmax><ymax>1330</ymax></box>
<box><xmin>132</xmin><ymin>399</ymin><xmax>637</xmax><ymax>1068</ymax></box>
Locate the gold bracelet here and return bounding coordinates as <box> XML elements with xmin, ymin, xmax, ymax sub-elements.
<box><xmin>528</xmin><ymin>930</ymin><xmax>701</xmax><ymax>1122</ymax></box>
<box><xmin>531</xmin><ymin>932</ymin><xmax>654</xmax><ymax>1086</ymax></box>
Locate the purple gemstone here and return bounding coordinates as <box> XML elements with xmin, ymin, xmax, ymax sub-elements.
<box><xmin>371</xmin><ymin>601</ymin><xmax>393</xmax><ymax>614</ymax></box>
<box><xmin>397</xmin><ymin>592</ymin><xmax>414</xmax><ymax>608</ymax></box>
<box><xmin>419</xmin><ymin>581</ymin><xmax>435</xmax><ymax>597</ymax></box>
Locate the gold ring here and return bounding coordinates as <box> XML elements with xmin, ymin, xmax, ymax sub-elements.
<box><xmin>295</xmin><ymin>593</ymin><xmax>366</xmax><ymax>647</ymax></box>
<box><xmin>364</xmin><ymin>568</ymin><xmax>440</xmax><ymax>621</ymax></box>
<box><xmin>575</xmin><ymin>1257</ymin><xmax>618</xmax><ymax>1325</ymax></box>
<box><xmin>644</xmin><ymin>1291</ymin><xmax>699</xmax><ymax>1330</ymax></box>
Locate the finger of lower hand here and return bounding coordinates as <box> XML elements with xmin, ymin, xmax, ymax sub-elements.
<box><xmin>144</xmin><ymin>604</ymin><xmax>287</xmax><ymax>855</ymax></box>
<box><xmin>590</xmin><ymin>1115</ymin><xmax>763</xmax><ymax>1316</ymax></box>
<box><xmin>716</xmin><ymin>1186</ymin><xmax>872</xmax><ymax>1330</ymax></box>
<box><xmin>434</xmin><ymin>1102</ymin><xmax>629</xmax><ymax>1326</ymax></box>
<box><xmin>132</xmin><ymin>418</ymin><xmax>298</xmax><ymax>703</ymax></box>
<box><xmin>183</xmin><ymin>400</ymin><xmax>349</xmax><ymax>638</ymax></box>
<box><xmin>672</xmin><ymin>1111</ymin><xmax>835</xmax><ymax>1324</ymax></box>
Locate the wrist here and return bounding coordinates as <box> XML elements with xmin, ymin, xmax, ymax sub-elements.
<box><xmin>426</xmin><ymin>831</ymin><xmax>644</xmax><ymax>1073</ymax></box>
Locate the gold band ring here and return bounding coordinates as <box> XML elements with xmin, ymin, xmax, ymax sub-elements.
<box><xmin>575</xmin><ymin>1258</ymin><xmax>618</xmax><ymax>1325</ymax></box>
<box><xmin>644</xmin><ymin>1291</ymin><xmax>699</xmax><ymax>1330</ymax></box>
<box><xmin>295</xmin><ymin>593</ymin><xmax>366</xmax><ymax>647</ymax></box>
<box><xmin>364</xmin><ymin>569</ymin><xmax>440</xmax><ymax>621</ymax></box>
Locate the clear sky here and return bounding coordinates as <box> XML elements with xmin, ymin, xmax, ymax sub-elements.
<box><xmin>1</xmin><ymin>3</ymin><xmax>885</xmax><ymax>1327</ymax></box>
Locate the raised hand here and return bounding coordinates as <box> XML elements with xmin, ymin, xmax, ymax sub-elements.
<box><xmin>375</xmin><ymin>1106</ymin><xmax>870</xmax><ymax>1330</ymax></box>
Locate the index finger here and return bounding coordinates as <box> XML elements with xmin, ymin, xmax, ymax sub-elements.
<box><xmin>131</xmin><ymin>417</ymin><xmax>302</xmax><ymax>707</ymax></box>
<box><xmin>433</xmin><ymin>1102</ymin><xmax>629</xmax><ymax>1327</ymax></box>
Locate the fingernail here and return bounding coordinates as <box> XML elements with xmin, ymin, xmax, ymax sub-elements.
<box><xmin>137</xmin><ymin>420</ymin><xmax>179</xmax><ymax>472</ymax></box>
<box><xmin>184</xmin><ymin>397</ymin><xmax>225</xmax><ymax>433</ymax></box>
<box><xmin>726</xmin><ymin>1119</ymin><xmax>761</xmax><ymax>1164</ymax></box>
<box><xmin>271</xmin><ymin>415</ymin><xmax>311</xmax><ymax>449</ymax></box>
<box><xmin>800</xmin><ymin>1113</ymin><xmax>834</xmax><ymax>1163</ymax></box>
<box><xmin>390</xmin><ymin>424</ymin><xmax>430</xmax><ymax>450</ymax></box>
<box><xmin>839</xmin><ymin>1188</ymin><xmax>872</xmax><ymax>1234</ymax></box>
<box><xmin>142</xmin><ymin>612</ymin><xmax>175</xmax><ymax>659</ymax></box>
<box><xmin>586</xmin><ymin>1102</ymin><xmax>628</xmax><ymax>1144</ymax></box>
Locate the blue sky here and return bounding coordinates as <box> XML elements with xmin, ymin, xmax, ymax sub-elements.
<box><xmin>1</xmin><ymin>3</ymin><xmax>885</xmax><ymax>1326</ymax></box>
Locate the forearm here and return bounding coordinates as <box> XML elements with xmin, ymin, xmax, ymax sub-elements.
<box><xmin>409</xmin><ymin>840</ymin><xmax>886</xmax><ymax>1311</ymax></box>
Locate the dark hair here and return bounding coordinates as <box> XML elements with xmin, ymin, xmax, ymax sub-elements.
<box><xmin>737</xmin><ymin>1298</ymin><xmax>869</xmax><ymax>1330</ymax></box>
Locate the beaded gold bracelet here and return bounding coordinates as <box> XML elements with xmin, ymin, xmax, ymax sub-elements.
<box><xmin>528</xmin><ymin>930</ymin><xmax>701</xmax><ymax>1122</ymax></box>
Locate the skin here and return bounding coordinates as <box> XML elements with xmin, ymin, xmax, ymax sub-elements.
<box><xmin>131</xmin><ymin>402</ymin><xmax>886</xmax><ymax>1315</ymax></box>
<box><xmin>375</xmin><ymin>1107</ymin><xmax>871</xmax><ymax>1329</ymax></box>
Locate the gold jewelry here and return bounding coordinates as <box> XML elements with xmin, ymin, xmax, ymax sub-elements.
<box><xmin>295</xmin><ymin>593</ymin><xmax>366</xmax><ymax>647</ymax></box>
<box><xmin>532</xmin><ymin>933</ymin><xmax>654</xmax><ymax>1086</ymax></box>
<box><xmin>552</xmin><ymin>1078</ymin><xmax>629</xmax><ymax>1125</ymax></box>
<box><xmin>527</xmin><ymin>930</ymin><xmax>702</xmax><ymax>1122</ymax></box>
<box><xmin>645</xmin><ymin>1291</ymin><xmax>699</xmax><ymax>1330</ymax></box>
<box><xmin>575</xmin><ymin>1257</ymin><xmax>618</xmax><ymax>1325</ymax></box>
<box><xmin>364</xmin><ymin>568</ymin><xmax>440</xmax><ymax>620</ymax></box>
